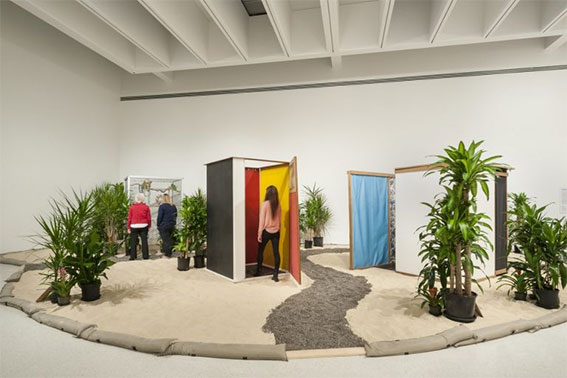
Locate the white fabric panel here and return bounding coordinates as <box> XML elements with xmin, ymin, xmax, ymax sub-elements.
<box><xmin>232</xmin><ymin>158</ymin><xmax>246</xmax><ymax>282</ymax></box>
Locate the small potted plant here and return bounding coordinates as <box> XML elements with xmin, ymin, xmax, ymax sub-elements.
<box><xmin>417</xmin><ymin>285</ymin><xmax>444</xmax><ymax>316</ymax></box>
<box><xmin>174</xmin><ymin>195</ymin><xmax>192</xmax><ymax>271</ymax></box>
<box><xmin>497</xmin><ymin>268</ymin><xmax>530</xmax><ymax>301</ymax></box>
<box><xmin>51</xmin><ymin>267</ymin><xmax>75</xmax><ymax>306</ymax></box>
<box><xmin>187</xmin><ymin>189</ymin><xmax>207</xmax><ymax>269</ymax></box>
<box><xmin>303</xmin><ymin>184</ymin><xmax>332</xmax><ymax>247</ymax></box>
<box><xmin>65</xmin><ymin>231</ymin><xmax>116</xmax><ymax>302</ymax></box>
<box><xmin>299</xmin><ymin>206</ymin><xmax>312</xmax><ymax>249</ymax></box>
<box><xmin>508</xmin><ymin>201</ymin><xmax>567</xmax><ymax>309</ymax></box>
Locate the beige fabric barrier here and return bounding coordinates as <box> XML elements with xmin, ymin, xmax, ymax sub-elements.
<box><xmin>365</xmin><ymin>326</ymin><xmax>473</xmax><ymax>357</ymax></box>
<box><xmin>455</xmin><ymin>319</ymin><xmax>537</xmax><ymax>347</ymax></box>
<box><xmin>533</xmin><ymin>305</ymin><xmax>567</xmax><ymax>330</ymax></box>
<box><xmin>0</xmin><ymin>283</ymin><xmax>15</xmax><ymax>298</ymax></box>
<box><xmin>31</xmin><ymin>312</ymin><xmax>95</xmax><ymax>337</ymax></box>
<box><xmin>82</xmin><ymin>329</ymin><xmax>176</xmax><ymax>354</ymax></box>
<box><xmin>5</xmin><ymin>268</ymin><xmax>24</xmax><ymax>283</ymax></box>
<box><xmin>0</xmin><ymin>256</ymin><xmax>26</xmax><ymax>266</ymax></box>
<box><xmin>0</xmin><ymin>297</ymin><xmax>44</xmax><ymax>315</ymax></box>
<box><xmin>166</xmin><ymin>341</ymin><xmax>288</xmax><ymax>361</ymax></box>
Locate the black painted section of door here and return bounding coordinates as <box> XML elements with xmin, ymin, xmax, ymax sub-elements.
<box><xmin>495</xmin><ymin>175</ymin><xmax>508</xmax><ymax>273</ymax></box>
<box><xmin>207</xmin><ymin>159</ymin><xmax>234</xmax><ymax>279</ymax></box>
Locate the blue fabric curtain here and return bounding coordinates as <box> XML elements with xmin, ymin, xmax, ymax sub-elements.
<box><xmin>352</xmin><ymin>174</ymin><xmax>389</xmax><ymax>268</ymax></box>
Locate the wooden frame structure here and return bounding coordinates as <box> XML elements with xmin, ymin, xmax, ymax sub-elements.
<box><xmin>394</xmin><ymin>163</ymin><xmax>509</xmax><ymax>277</ymax></box>
<box><xmin>205</xmin><ymin>156</ymin><xmax>301</xmax><ymax>283</ymax></box>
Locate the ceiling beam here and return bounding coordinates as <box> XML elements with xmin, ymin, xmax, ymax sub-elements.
<box><xmin>545</xmin><ymin>34</ymin><xmax>567</xmax><ymax>52</ymax></box>
<box><xmin>430</xmin><ymin>0</ymin><xmax>458</xmax><ymax>43</ymax></box>
<box><xmin>138</xmin><ymin>0</ymin><xmax>209</xmax><ymax>65</ymax></box>
<box><xmin>198</xmin><ymin>0</ymin><xmax>249</xmax><ymax>61</ymax></box>
<box><xmin>484</xmin><ymin>0</ymin><xmax>520</xmax><ymax>38</ymax></box>
<box><xmin>379</xmin><ymin>0</ymin><xmax>395</xmax><ymax>48</ymax></box>
<box><xmin>77</xmin><ymin>0</ymin><xmax>171</xmax><ymax>67</ymax></box>
<box><xmin>262</xmin><ymin>0</ymin><xmax>292</xmax><ymax>57</ymax></box>
<box><xmin>152</xmin><ymin>71</ymin><xmax>174</xmax><ymax>83</ymax></box>
<box><xmin>330</xmin><ymin>55</ymin><xmax>342</xmax><ymax>70</ymax></box>
<box><xmin>320</xmin><ymin>0</ymin><xmax>332</xmax><ymax>52</ymax></box>
<box><xmin>541</xmin><ymin>1</ymin><xmax>567</xmax><ymax>33</ymax></box>
<box><xmin>12</xmin><ymin>0</ymin><xmax>136</xmax><ymax>73</ymax></box>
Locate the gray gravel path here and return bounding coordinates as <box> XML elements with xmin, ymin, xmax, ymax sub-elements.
<box><xmin>263</xmin><ymin>248</ymin><xmax>371</xmax><ymax>350</ymax></box>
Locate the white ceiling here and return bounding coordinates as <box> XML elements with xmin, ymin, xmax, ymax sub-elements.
<box><xmin>12</xmin><ymin>0</ymin><xmax>567</xmax><ymax>79</ymax></box>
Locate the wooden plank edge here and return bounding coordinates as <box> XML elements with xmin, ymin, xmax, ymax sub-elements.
<box><xmin>287</xmin><ymin>347</ymin><xmax>366</xmax><ymax>360</ymax></box>
<box><xmin>347</xmin><ymin>170</ymin><xmax>395</xmax><ymax>178</ymax></box>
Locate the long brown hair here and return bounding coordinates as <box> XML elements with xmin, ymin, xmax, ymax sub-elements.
<box><xmin>264</xmin><ymin>185</ymin><xmax>279</xmax><ymax>218</ymax></box>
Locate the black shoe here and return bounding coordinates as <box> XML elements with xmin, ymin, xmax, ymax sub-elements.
<box><xmin>129</xmin><ymin>257</ymin><xmax>136</xmax><ymax>261</ymax></box>
<box><xmin>272</xmin><ymin>275</ymin><xmax>279</xmax><ymax>282</ymax></box>
<box><xmin>143</xmin><ymin>257</ymin><xmax>149</xmax><ymax>260</ymax></box>
<box><xmin>253</xmin><ymin>270</ymin><xmax>262</xmax><ymax>277</ymax></box>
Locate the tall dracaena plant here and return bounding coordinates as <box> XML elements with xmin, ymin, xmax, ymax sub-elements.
<box><xmin>427</xmin><ymin>141</ymin><xmax>503</xmax><ymax>297</ymax></box>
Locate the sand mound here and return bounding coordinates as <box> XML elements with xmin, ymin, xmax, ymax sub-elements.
<box><xmin>309</xmin><ymin>252</ymin><xmax>567</xmax><ymax>343</ymax></box>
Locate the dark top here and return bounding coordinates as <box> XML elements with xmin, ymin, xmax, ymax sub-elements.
<box><xmin>157</xmin><ymin>203</ymin><xmax>177</xmax><ymax>229</ymax></box>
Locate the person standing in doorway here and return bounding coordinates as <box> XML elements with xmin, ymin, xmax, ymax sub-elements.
<box><xmin>127</xmin><ymin>193</ymin><xmax>151</xmax><ymax>260</ymax></box>
<box><xmin>255</xmin><ymin>185</ymin><xmax>282</xmax><ymax>282</ymax></box>
<box><xmin>157</xmin><ymin>193</ymin><xmax>177</xmax><ymax>258</ymax></box>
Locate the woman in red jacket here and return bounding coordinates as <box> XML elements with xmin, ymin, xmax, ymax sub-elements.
<box><xmin>127</xmin><ymin>193</ymin><xmax>152</xmax><ymax>260</ymax></box>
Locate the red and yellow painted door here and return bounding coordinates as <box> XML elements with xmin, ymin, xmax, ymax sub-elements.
<box><xmin>259</xmin><ymin>164</ymin><xmax>290</xmax><ymax>271</ymax></box>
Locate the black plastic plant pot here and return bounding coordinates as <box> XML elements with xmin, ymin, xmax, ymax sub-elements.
<box><xmin>177</xmin><ymin>256</ymin><xmax>190</xmax><ymax>271</ymax></box>
<box><xmin>444</xmin><ymin>292</ymin><xmax>477</xmax><ymax>323</ymax></box>
<box><xmin>57</xmin><ymin>296</ymin><xmax>70</xmax><ymax>306</ymax></box>
<box><xmin>535</xmin><ymin>288</ymin><xmax>560</xmax><ymax>309</ymax></box>
<box><xmin>313</xmin><ymin>237</ymin><xmax>324</xmax><ymax>247</ymax></box>
<box><xmin>514</xmin><ymin>291</ymin><xmax>527</xmax><ymax>301</ymax></box>
<box><xmin>49</xmin><ymin>291</ymin><xmax>58</xmax><ymax>304</ymax></box>
<box><xmin>194</xmin><ymin>255</ymin><xmax>206</xmax><ymax>269</ymax></box>
<box><xmin>80</xmin><ymin>282</ymin><xmax>101</xmax><ymax>302</ymax></box>
<box><xmin>304</xmin><ymin>240</ymin><xmax>313</xmax><ymax>249</ymax></box>
<box><xmin>429</xmin><ymin>304</ymin><xmax>442</xmax><ymax>317</ymax></box>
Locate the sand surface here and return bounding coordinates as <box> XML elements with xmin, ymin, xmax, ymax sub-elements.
<box><xmin>2</xmin><ymin>248</ymin><xmax>52</xmax><ymax>264</ymax></box>
<box><xmin>309</xmin><ymin>252</ymin><xmax>567</xmax><ymax>343</ymax></box>
<box><xmin>13</xmin><ymin>259</ymin><xmax>302</xmax><ymax>344</ymax></box>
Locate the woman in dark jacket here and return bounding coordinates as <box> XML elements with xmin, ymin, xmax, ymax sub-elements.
<box><xmin>157</xmin><ymin>194</ymin><xmax>177</xmax><ymax>257</ymax></box>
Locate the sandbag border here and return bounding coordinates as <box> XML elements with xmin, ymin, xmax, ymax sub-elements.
<box><xmin>2</xmin><ymin>260</ymin><xmax>566</xmax><ymax>361</ymax></box>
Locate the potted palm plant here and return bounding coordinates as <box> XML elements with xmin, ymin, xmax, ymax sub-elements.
<box><xmin>510</xmin><ymin>203</ymin><xmax>567</xmax><ymax>309</ymax></box>
<box><xmin>507</xmin><ymin>192</ymin><xmax>532</xmax><ymax>254</ymax></box>
<box><xmin>303</xmin><ymin>184</ymin><xmax>332</xmax><ymax>247</ymax></box>
<box><xmin>36</xmin><ymin>190</ymin><xmax>115</xmax><ymax>302</ymax></box>
<box><xmin>424</xmin><ymin>141</ymin><xmax>504</xmax><ymax>323</ymax></box>
<box><xmin>36</xmin><ymin>199</ymin><xmax>68</xmax><ymax>303</ymax></box>
<box><xmin>92</xmin><ymin>182</ymin><xmax>129</xmax><ymax>254</ymax></box>
<box><xmin>174</xmin><ymin>195</ymin><xmax>191</xmax><ymax>271</ymax></box>
<box><xmin>497</xmin><ymin>267</ymin><xmax>530</xmax><ymax>301</ymax></box>
<box><xmin>186</xmin><ymin>189</ymin><xmax>207</xmax><ymax>269</ymax></box>
<box><xmin>417</xmin><ymin>196</ymin><xmax>451</xmax><ymax>316</ymax></box>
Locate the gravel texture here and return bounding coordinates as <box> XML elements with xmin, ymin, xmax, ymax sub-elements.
<box><xmin>263</xmin><ymin>248</ymin><xmax>371</xmax><ymax>350</ymax></box>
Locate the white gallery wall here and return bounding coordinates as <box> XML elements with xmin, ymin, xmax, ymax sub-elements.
<box><xmin>0</xmin><ymin>2</ymin><xmax>122</xmax><ymax>253</ymax></box>
<box><xmin>119</xmin><ymin>69</ymin><xmax>567</xmax><ymax>245</ymax></box>
<box><xmin>1</xmin><ymin>0</ymin><xmax>566</xmax><ymax>254</ymax></box>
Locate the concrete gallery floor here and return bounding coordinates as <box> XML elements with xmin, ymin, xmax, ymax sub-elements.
<box><xmin>2</xmin><ymin>264</ymin><xmax>567</xmax><ymax>378</ymax></box>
